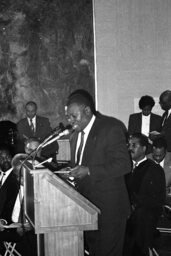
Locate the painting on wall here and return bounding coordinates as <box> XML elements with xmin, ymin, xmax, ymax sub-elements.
<box><xmin>0</xmin><ymin>0</ymin><xmax>95</xmax><ymax>128</ymax></box>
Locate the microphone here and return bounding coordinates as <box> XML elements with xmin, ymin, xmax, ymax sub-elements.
<box><xmin>43</xmin><ymin>123</ymin><xmax>72</xmax><ymax>145</ymax></box>
<box><xmin>42</xmin><ymin>123</ymin><xmax>65</xmax><ymax>144</ymax></box>
<box><xmin>42</xmin><ymin>129</ymin><xmax>71</xmax><ymax>148</ymax></box>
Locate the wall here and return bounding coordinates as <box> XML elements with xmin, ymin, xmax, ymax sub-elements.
<box><xmin>0</xmin><ymin>1</ymin><xmax>95</xmax><ymax>128</ymax></box>
<box><xmin>94</xmin><ymin>0</ymin><xmax>171</xmax><ymax>127</ymax></box>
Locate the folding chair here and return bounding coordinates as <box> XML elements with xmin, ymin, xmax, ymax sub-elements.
<box><xmin>3</xmin><ymin>242</ymin><xmax>21</xmax><ymax>256</ymax></box>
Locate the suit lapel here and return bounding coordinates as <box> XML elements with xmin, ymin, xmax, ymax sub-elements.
<box><xmin>70</xmin><ymin>116</ymin><xmax>100</xmax><ymax>166</ymax></box>
<box><xmin>150</xmin><ymin>114</ymin><xmax>153</xmax><ymax>131</ymax></box>
<box><xmin>138</xmin><ymin>113</ymin><xmax>142</xmax><ymax>133</ymax></box>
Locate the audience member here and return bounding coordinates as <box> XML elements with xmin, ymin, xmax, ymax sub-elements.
<box><xmin>24</xmin><ymin>137</ymin><xmax>41</xmax><ymax>158</ymax></box>
<box><xmin>128</xmin><ymin>95</ymin><xmax>161</xmax><ymax>139</ymax></box>
<box><xmin>16</xmin><ymin>101</ymin><xmax>58</xmax><ymax>160</ymax></box>
<box><xmin>0</xmin><ymin>153</ymin><xmax>37</xmax><ymax>256</ymax></box>
<box><xmin>0</xmin><ymin>146</ymin><xmax>19</xmax><ymax>224</ymax></box>
<box><xmin>125</xmin><ymin>133</ymin><xmax>166</xmax><ymax>256</ymax></box>
<box><xmin>159</xmin><ymin>90</ymin><xmax>171</xmax><ymax>152</ymax></box>
<box><xmin>61</xmin><ymin>89</ymin><xmax>131</xmax><ymax>256</ymax></box>
<box><xmin>147</xmin><ymin>137</ymin><xmax>171</xmax><ymax>189</ymax></box>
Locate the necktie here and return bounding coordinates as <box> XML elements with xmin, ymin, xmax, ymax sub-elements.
<box><xmin>0</xmin><ymin>172</ymin><xmax>5</xmax><ymax>187</ymax></box>
<box><xmin>76</xmin><ymin>131</ymin><xmax>85</xmax><ymax>165</ymax></box>
<box><xmin>162</xmin><ymin>110</ymin><xmax>168</xmax><ymax>127</ymax></box>
<box><xmin>30</xmin><ymin>118</ymin><xmax>34</xmax><ymax>133</ymax></box>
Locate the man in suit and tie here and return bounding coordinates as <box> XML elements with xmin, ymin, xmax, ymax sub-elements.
<box><xmin>62</xmin><ymin>90</ymin><xmax>131</xmax><ymax>256</ymax></box>
<box><xmin>147</xmin><ymin>137</ymin><xmax>171</xmax><ymax>189</ymax></box>
<box><xmin>159</xmin><ymin>90</ymin><xmax>171</xmax><ymax>152</ymax></box>
<box><xmin>17</xmin><ymin>101</ymin><xmax>58</xmax><ymax>160</ymax></box>
<box><xmin>0</xmin><ymin>153</ymin><xmax>37</xmax><ymax>256</ymax></box>
<box><xmin>126</xmin><ymin>133</ymin><xmax>166</xmax><ymax>256</ymax></box>
<box><xmin>0</xmin><ymin>146</ymin><xmax>19</xmax><ymax>224</ymax></box>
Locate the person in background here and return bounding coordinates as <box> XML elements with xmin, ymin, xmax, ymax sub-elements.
<box><xmin>61</xmin><ymin>89</ymin><xmax>131</xmax><ymax>256</ymax></box>
<box><xmin>0</xmin><ymin>153</ymin><xmax>37</xmax><ymax>256</ymax></box>
<box><xmin>16</xmin><ymin>101</ymin><xmax>58</xmax><ymax>161</ymax></box>
<box><xmin>125</xmin><ymin>133</ymin><xmax>166</xmax><ymax>256</ymax></box>
<box><xmin>128</xmin><ymin>95</ymin><xmax>161</xmax><ymax>141</ymax></box>
<box><xmin>147</xmin><ymin>137</ymin><xmax>171</xmax><ymax>189</ymax></box>
<box><xmin>24</xmin><ymin>137</ymin><xmax>41</xmax><ymax>158</ymax></box>
<box><xmin>0</xmin><ymin>146</ymin><xmax>19</xmax><ymax>224</ymax></box>
<box><xmin>158</xmin><ymin>90</ymin><xmax>171</xmax><ymax>152</ymax></box>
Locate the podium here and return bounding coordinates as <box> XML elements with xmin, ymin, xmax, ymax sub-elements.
<box><xmin>23</xmin><ymin>161</ymin><xmax>100</xmax><ymax>256</ymax></box>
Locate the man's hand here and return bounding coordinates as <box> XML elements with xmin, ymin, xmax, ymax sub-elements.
<box><xmin>69</xmin><ymin>165</ymin><xmax>90</xmax><ymax>180</ymax></box>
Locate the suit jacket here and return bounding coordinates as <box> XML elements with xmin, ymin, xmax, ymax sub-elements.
<box><xmin>126</xmin><ymin>159</ymin><xmax>166</xmax><ymax>253</ymax></box>
<box><xmin>17</xmin><ymin>115</ymin><xmax>51</xmax><ymax>142</ymax></box>
<box><xmin>128</xmin><ymin>112</ymin><xmax>162</xmax><ymax>135</ymax></box>
<box><xmin>160</xmin><ymin>113</ymin><xmax>171</xmax><ymax>152</ymax></box>
<box><xmin>70</xmin><ymin>112</ymin><xmax>131</xmax><ymax>221</ymax></box>
<box><xmin>16</xmin><ymin>115</ymin><xmax>58</xmax><ymax>157</ymax></box>
<box><xmin>0</xmin><ymin>170</ymin><xmax>19</xmax><ymax>224</ymax></box>
<box><xmin>147</xmin><ymin>152</ymin><xmax>171</xmax><ymax>187</ymax></box>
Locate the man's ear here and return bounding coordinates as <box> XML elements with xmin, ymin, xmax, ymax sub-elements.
<box><xmin>85</xmin><ymin>106</ymin><xmax>91</xmax><ymax>116</ymax></box>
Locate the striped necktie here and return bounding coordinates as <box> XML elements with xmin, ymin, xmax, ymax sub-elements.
<box><xmin>0</xmin><ymin>172</ymin><xmax>5</xmax><ymax>187</ymax></box>
<box><xmin>30</xmin><ymin>118</ymin><xmax>35</xmax><ymax>133</ymax></box>
<box><xmin>162</xmin><ymin>110</ymin><xmax>169</xmax><ymax>127</ymax></box>
<box><xmin>76</xmin><ymin>131</ymin><xmax>85</xmax><ymax>165</ymax></box>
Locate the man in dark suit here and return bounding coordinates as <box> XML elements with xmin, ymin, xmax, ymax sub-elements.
<box><xmin>126</xmin><ymin>133</ymin><xmax>166</xmax><ymax>256</ymax></box>
<box><xmin>17</xmin><ymin>101</ymin><xmax>58</xmax><ymax>160</ymax></box>
<box><xmin>159</xmin><ymin>90</ymin><xmax>171</xmax><ymax>152</ymax></box>
<box><xmin>62</xmin><ymin>90</ymin><xmax>131</xmax><ymax>256</ymax></box>
<box><xmin>0</xmin><ymin>146</ymin><xmax>19</xmax><ymax>224</ymax></box>
<box><xmin>0</xmin><ymin>153</ymin><xmax>37</xmax><ymax>256</ymax></box>
<box><xmin>128</xmin><ymin>95</ymin><xmax>161</xmax><ymax>137</ymax></box>
<box><xmin>147</xmin><ymin>137</ymin><xmax>171</xmax><ymax>188</ymax></box>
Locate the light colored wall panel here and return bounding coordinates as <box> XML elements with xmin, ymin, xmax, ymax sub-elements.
<box><xmin>94</xmin><ymin>0</ymin><xmax>171</xmax><ymax>127</ymax></box>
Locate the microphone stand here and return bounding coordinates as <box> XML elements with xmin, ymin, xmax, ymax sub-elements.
<box><xmin>31</xmin><ymin>129</ymin><xmax>71</xmax><ymax>169</ymax></box>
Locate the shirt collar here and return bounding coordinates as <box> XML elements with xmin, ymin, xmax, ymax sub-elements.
<box><xmin>133</xmin><ymin>156</ymin><xmax>147</xmax><ymax>167</ymax></box>
<box><xmin>83</xmin><ymin>115</ymin><xmax>96</xmax><ymax>135</ymax></box>
<box><xmin>27</xmin><ymin>116</ymin><xmax>36</xmax><ymax>122</ymax></box>
<box><xmin>155</xmin><ymin>158</ymin><xmax>164</xmax><ymax>167</ymax></box>
<box><xmin>142</xmin><ymin>114</ymin><xmax>151</xmax><ymax>118</ymax></box>
<box><xmin>168</xmin><ymin>109</ymin><xmax>171</xmax><ymax>117</ymax></box>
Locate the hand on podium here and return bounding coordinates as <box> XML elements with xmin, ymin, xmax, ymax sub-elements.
<box><xmin>55</xmin><ymin>165</ymin><xmax>90</xmax><ymax>180</ymax></box>
<box><xmin>68</xmin><ymin>165</ymin><xmax>90</xmax><ymax>180</ymax></box>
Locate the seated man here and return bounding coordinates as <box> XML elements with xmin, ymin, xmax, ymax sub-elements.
<box><xmin>16</xmin><ymin>101</ymin><xmax>58</xmax><ymax>161</ymax></box>
<box><xmin>24</xmin><ymin>137</ymin><xmax>42</xmax><ymax>158</ymax></box>
<box><xmin>0</xmin><ymin>153</ymin><xmax>37</xmax><ymax>256</ymax></box>
<box><xmin>147</xmin><ymin>137</ymin><xmax>171</xmax><ymax>189</ymax></box>
<box><xmin>125</xmin><ymin>133</ymin><xmax>166</xmax><ymax>256</ymax></box>
<box><xmin>0</xmin><ymin>146</ymin><xmax>19</xmax><ymax>224</ymax></box>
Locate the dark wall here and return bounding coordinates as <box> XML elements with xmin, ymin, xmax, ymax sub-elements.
<box><xmin>0</xmin><ymin>0</ymin><xmax>95</xmax><ymax>128</ymax></box>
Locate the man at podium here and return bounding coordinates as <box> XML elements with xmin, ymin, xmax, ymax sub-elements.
<box><xmin>62</xmin><ymin>90</ymin><xmax>131</xmax><ymax>256</ymax></box>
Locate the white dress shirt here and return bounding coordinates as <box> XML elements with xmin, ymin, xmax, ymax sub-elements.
<box><xmin>141</xmin><ymin>114</ymin><xmax>150</xmax><ymax>137</ymax></box>
<box><xmin>12</xmin><ymin>186</ymin><xmax>24</xmax><ymax>223</ymax></box>
<box><xmin>0</xmin><ymin>168</ymin><xmax>13</xmax><ymax>186</ymax></box>
<box><xmin>27</xmin><ymin>116</ymin><xmax>36</xmax><ymax>131</ymax></box>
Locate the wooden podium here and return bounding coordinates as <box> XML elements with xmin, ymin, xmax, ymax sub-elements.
<box><xmin>23</xmin><ymin>161</ymin><xmax>100</xmax><ymax>256</ymax></box>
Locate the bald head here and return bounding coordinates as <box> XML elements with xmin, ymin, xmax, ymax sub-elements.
<box><xmin>159</xmin><ymin>90</ymin><xmax>171</xmax><ymax>111</ymax></box>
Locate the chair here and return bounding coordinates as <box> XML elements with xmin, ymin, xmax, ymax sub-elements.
<box><xmin>3</xmin><ymin>242</ymin><xmax>21</xmax><ymax>256</ymax></box>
